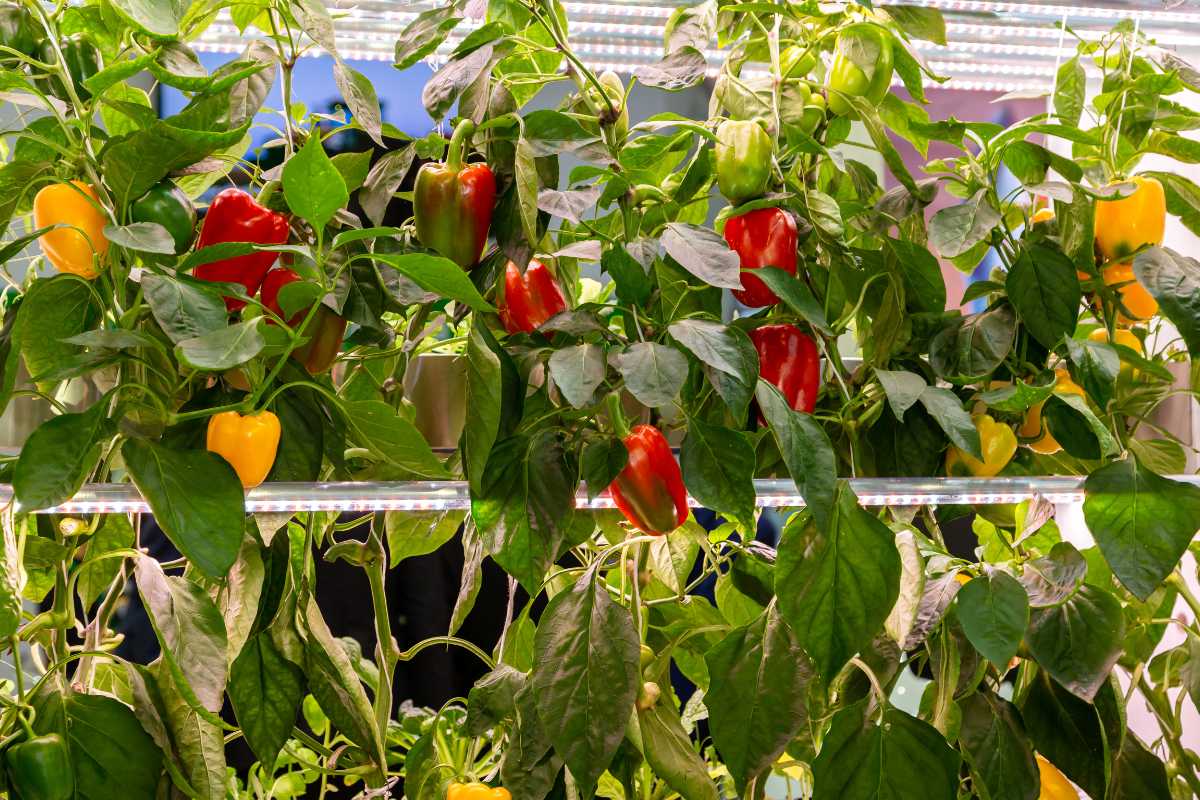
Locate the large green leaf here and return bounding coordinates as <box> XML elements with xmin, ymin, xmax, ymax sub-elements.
<box><xmin>1083</xmin><ymin>458</ymin><xmax>1200</xmax><ymax>600</ymax></box>
<box><xmin>531</xmin><ymin>568</ymin><xmax>640</xmax><ymax>797</ymax></box>
<box><xmin>1133</xmin><ymin>247</ymin><xmax>1200</xmax><ymax>358</ymax></box>
<box><xmin>16</xmin><ymin>276</ymin><xmax>97</xmax><ymax>392</ymax></box>
<box><xmin>958</xmin><ymin>692</ymin><xmax>1039</xmax><ymax>800</ymax></box>
<box><xmin>1109</xmin><ymin>731</ymin><xmax>1172</xmax><ymax>800</ymax></box>
<box><xmin>775</xmin><ymin>482</ymin><xmax>901</xmax><ymax>683</ymax></box>
<box><xmin>1026</xmin><ymin>584</ymin><xmax>1124</xmax><ymax>702</ymax></box>
<box><xmin>342</xmin><ymin>399</ymin><xmax>448</xmax><ymax>478</ymax></box>
<box><xmin>283</xmin><ymin>134</ymin><xmax>349</xmax><ymax>230</ymax></box>
<box><xmin>929</xmin><ymin>190</ymin><xmax>1000</xmax><ymax>259</ymax></box>
<box><xmin>548</xmin><ymin>343</ymin><xmax>607</xmax><ymax>408</ymax></box>
<box><xmin>680</xmin><ymin>418</ymin><xmax>755</xmax><ymax>525</ymax></box>
<box><xmin>141</xmin><ymin>272</ymin><xmax>228</xmax><ymax>344</ymax></box>
<box><xmin>229</xmin><ymin>632</ymin><xmax>305</xmax><ymax>770</ymax></box>
<box><xmin>756</xmin><ymin>380</ymin><xmax>836</xmax><ymax>531</ymax></box>
<box><xmin>1005</xmin><ymin>244</ymin><xmax>1080</xmax><ymax>349</ymax></box>
<box><xmin>122</xmin><ymin>439</ymin><xmax>245</xmax><ymax>579</ymax></box>
<box><xmin>462</xmin><ymin>323</ymin><xmax>522</xmax><ymax>493</ymax></box>
<box><xmin>108</xmin><ymin>0</ymin><xmax>188</xmax><ymax>36</ymax></box>
<box><xmin>1019</xmin><ymin>671</ymin><xmax>1114</xmax><ymax>800</ymax></box>
<box><xmin>812</xmin><ymin>703</ymin><xmax>961</xmax><ymax>800</ymax></box>
<box><xmin>175</xmin><ymin>318</ymin><xmax>266</xmax><ymax>371</ymax></box>
<box><xmin>704</xmin><ymin>606</ymin><xmax>813</xmax><ymax>791</ymax></box>
<box><xmin>14</xmin><ymin>399</ymin><xmax>110</xmax><ymax>511</ymax></box>
<box><xmin>613</xmin><ymin>342</ymin><xmax>688</xmax><ymax>408</ymax></box>
<box><xmin>956</xmin><ymin>570</ymin><xmax>1029</xmax><ymax>671</ymax></box>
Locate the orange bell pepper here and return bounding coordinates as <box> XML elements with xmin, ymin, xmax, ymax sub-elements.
<box><xmin>206</xmin><ymin>410</ymin><xmax>281</xmax><ymax>489</ymax></box>
<box><xmin>1102</xmin><ymin>262</ymin><xmax>1158</xmax><ymax>325</ymax></box>
<box><xmin>1036</xmin><ymin>754</ymin><xmax>1077</xmax><ymax>800</ymax></box>
<box><xmin>447</xmin><ymin>782</ymin><xmax>511</xmax><ymax>800</ymax></box>
<box><xmin>33</xmin><ymin>181</ymin><xmax>109</xmax><ymax>279</ymax></box>
<box><xmin>1094</xmin><ymin>175</ymin><xmax>1165</xmax><ymax>262</ymax></box>
<box><xmin>1020</xmin><ymin>368</ymin><xmax>1084</xmax><ymax>455</ymax></box>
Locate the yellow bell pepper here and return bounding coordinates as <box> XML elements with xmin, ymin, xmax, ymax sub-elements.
<box><xmin>1020</xmin><ymin>368</ymin><xmax>1084</xmax><ymax>455</ymax></box>
<box><xmin>206</xmin><ymin>410</ymin><xmax>281</xmax><ymax>489</ymax></box>
<box><xmin>1094</xmin><ymin>175</ymin><xmax>1165</xmax><ymax>262</ymax></box>
<box><xmin>1029</xmin><ymin>207</ymin><xmax>1055</xmax><ymax>225</ymax></box>
<box><xmin>1101</xmin><ymin>262</ymin><xmax>1158</xmax><ymax>325</ymax></box>
<box><xmin>1036</xmin><ymin>754</ymin><xmax>1077</xmax><ymax>800</ymax></box>
<box><xmin>945</xmin><ymin>414</ymin><xmax>1017</xmax><ymax>477</ymax></box>
<box><xmin>33</xmin><ymin>181</ymin><xmax>109</xmax><ymax>279</ymax></box>
<box><xmin>447</xmin><ymin>783</ymin><xmax>511</xmax><ymax>800</ymax></box>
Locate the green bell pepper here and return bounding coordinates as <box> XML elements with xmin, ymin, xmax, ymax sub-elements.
<box><xmin>5</xmin><ymin>733</ymin><xmax>74</xmax><ymax>800</ymax></box>
<box><xmin>131</xmin><ymin>179</ymin><xmax>197</xmax><ymax>255</ymax></box>
<box><xmin>714</xmin><ymin>119</ymin><xmax>772</xmax><ymax>205</ymax></box>
<box><xmin>0</xmin><ymin>3</ymin><xmax>39</xmax><ymax>61</ymax></box>
<box><xmin>826</xmin><ymin>23</ymin><xmax>894</xmax><ymax>116</ymax></box>
<box><xmin>37</xmin><ymin>35</ymin><xmax>101</xmax><ymax>100</ymax></box>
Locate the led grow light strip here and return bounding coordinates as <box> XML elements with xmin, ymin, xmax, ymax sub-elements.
<box><xmin>8</xmin><ymin>476</ymin><xmax>1194</xmax><ymax>514</ymax></box>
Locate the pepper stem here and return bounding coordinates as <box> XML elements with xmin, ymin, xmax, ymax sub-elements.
<box><xmin>606</xmin><ymin>392</ymin><xmax>630</xmax><ymax>440</ymax></box>
<box><xmin>446</xmin><ymin>118</ymin><xmax>477</xmax><ymax>172</ymax></box>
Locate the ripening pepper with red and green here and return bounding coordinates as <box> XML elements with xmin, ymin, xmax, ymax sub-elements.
<box><xmin>609</xmin><ymin>424</ymin><xmax>688</xmax><ymax>536</ymax></box>
<box><xmin>193</xmin><ymin>187</ymin><xmax>290</xmax><ymax>310</ymax></box>
<box><xmin>261</xmin><ymin>267</ymin><xmax>347</xmax><ymax>375</ymax></box>
<box><xmin>415</xmin><ymin>119</ymin><xmax>496</xmax><ymax>269</ymax></box>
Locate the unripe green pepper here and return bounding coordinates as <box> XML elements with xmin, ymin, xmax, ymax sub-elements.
<box><xmin>826</xmin><ymin>23</ymin><xmax>893</xmax><ymax>116</ymax></box>
<box><xmin>780</xmin><ymin>45</ymin><xmax>817</xmax><ymax>79</ymax></box>
<box><xmin>37</xmin><ymin>35</ymin><xmax>101</xmax><ymax>100</ymax></box>
<box><xmin>5</xmin><ymin>733</ymin><xmax>74</xmax><ymax>800</ymax></box>
<box><xmin>714</xmin><ymin>119</ymin><xmax>772</xmax><ymax>205</ymax></box>
<box><xmin>0</xmin><ymin>3</ymin><xmax>39</xmax><ymax>61</ymax></box>
<box><xmin>130</xmin><ymin>179</ymin><xmax>196</xmax><ymax>256</ymax></box>
<box><xmin>798</xmin><ymin>94</ymin><xmax>826</xmax><ymax>136</ymax></box>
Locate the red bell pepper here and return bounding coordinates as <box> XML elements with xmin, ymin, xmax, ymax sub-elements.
<box><xmin>609</xmin><ymin>424</ymin><xmax>688</xmax><ymax>536</ymax></box>
<box><xmin>750</xmin><ymin>324</ymin><xmax>820</xmax><ymax>413</ymax></box>
<box><xmin>193</xmin><ymin>188</ymin><xmax>290</xmax><ymax>310</ymax></box>
<box><xmin>414</xmin><ymin>119</ymin><xmax>496</xmax><ymax>269</ymax></box>
<box><xmin>723</xmin><ymin>207</ymin><xmax>798</xmax><ymax>308</ymax></box>
<box><xmin>261</xmin><ymin>267</ymin><xmax>346</xmax><ymax>375</ymax></box>
<box><xmin>499</xmin><ymin>259</ymin><xmax>568</xmax><ymax>334</ymax></box>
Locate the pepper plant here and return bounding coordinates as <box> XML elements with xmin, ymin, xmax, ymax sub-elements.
<box><xmin>1</xmin><ymin>0</ymin><xmax>1200</xmax><ymax>798</ymax></box>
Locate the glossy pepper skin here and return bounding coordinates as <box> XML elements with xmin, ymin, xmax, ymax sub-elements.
<box><xmin>206</xmin><ymin>410</ymin><xmax>281</xmax><ymax>489</ymax></box>
<box><xmin>193</xmin><ymin>188</ymin><xmax>290</xmax><ymax>311</ymax></box>
<box><xmin>724</xmin><ymin>207</ymin><xmax>798</xmax><ymax>307</ymax></box>
<box><xmin>1020</xmin><ymin>368</ymin><xmax>1084</xmax><ymax>455</ymax></box>
<box><xmin>1094</xmin><ymin>175</ymin><xmax>1165</xmax><ymax>261</ymax></box>
<box><xmin>714</xmin><ymin>120</ymin><xmax>772</xmax><ymax>205</ymax></box>
<box><xmin>826</xmin><ymin>23</ymin><xmax>894</xmax><ymax>116</ymax></box>
<box><xmin>945</xmin><ymin>414</ymin><xmax>1017</xmax><ymax>478</ymax></box>
<box><xmin>37</xmin><ymin>35</ymin><xmax>100</xmax><ymax>100</ymax></box>
<box><xmin>446</xmin><ymin>782</ymin><xmax>511</xmax><ymax>800</ymax></box>
<box><xmin>261</xmin><ymin>268</ymin><xmax>346</xmax><ymax>375</ymax></box>
<box><xmin>415</xmin><ymin>119</ymin><xmax>496</xmax><ymax>269</ymax></box>
<box><xmin>610</xmin><ymin>425</ymin><xmax>688</xmax><ymax>536</ymax></box>
<box><xmin>131</xmin><ymin>179</ymin><xmax>196</xmax><ymax>256</ymax></box>
<box><xmin>1036</xmin><ymin>755</ymin><xmax>1076</xmax><ymax>800</ymax></box>
<box><xmin>750</xmin><ymin>324</ymin><xmax>819</xmax><ymax>413</ymax></box>
<box><xmin>34</xmin><ymin>181</ymin><xmax>108</xmax><ymax>279</ymax></box>
<box><xmin>499</xmin><ymin>259</ymin><xmax>568</xmax><ymax>334</ymax></box>
<box><xmin>5</xmin><ymin>733</ymin><xmax>74</xmax><ymax>800</ymax></box>
<box><xmin>1103</xmin><ymin>262</ymin><xmax>1158</xmax><ymax>324</ymax></box>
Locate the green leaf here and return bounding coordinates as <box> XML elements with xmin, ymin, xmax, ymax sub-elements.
<box><xmin>1109</xmin><ymin>731</ymin><xmax>1172</xmax><ymax>800</ymax></box>
<box><xmin>122</xmin><ymin>439</ymin><xmax>245</xmax><ymax>579</ymax></box>
<box><xmin>548</xmin><ymin>343</ymin><xmax>607</xmax><ymax>408</ymax></box>
<box><xmin>602</xmin><ymin>243</ymin><xmax>653</xmax><ymax>305</ymax></box>
<box><xmin>875</xmin><ymin>369</ymin><xmax>926</xmax><ymax>420</ymax></box>
<box><xmin>229</xmin><ymin>632</ymin><xmax>305</xmax><ymax>770</ymax></box>
<box><xmin>532</xmin><ymin>568</ymin><xmax>640</xmax><ymax>797</ymax></box>
<box><xmin>638</xmin><ymin>700</ymin><xmax>720</xmax><ymax>800</ymax></box>
<box><xmin>756</xmin><ymin>380</ymin><xmax>836</xmax><ymax>531</ymax></box>
<box><xmin>394</xmin><ymin>2</ymin><xmax>463</xmax><ymax>70</ymax></box>
<box><xmin>581</xmin><ymin>436</ymin><xmax>628</xmax><ymax>500</ymax></box>
<box><xmin>956</xmin><ymin>571</ymin><xmax>1029</xmax><ymax>670</ymax></box>
<box><xmin>754</xmin><ymin>267</ymin><xmax>833</xmax><ymax>334</ymax></box>
<box><xmin>301</xmin><ymin>594</ymin><xmax>386</xmax><ymax>768</ymax></box>
<box><xmin>681</xmin><ymin>418</ymin><xmax>755</xmax><ymax>525</ymax></box>
<box><xmin>31</xmin><ymin>688</ymin><xmax>163</xmax><ymax>800</ymax></box>
<box><xmin>1132</xmin><ymin>247</ymin><xmax>1200</xmax><ymax>358</ymax></box>
<box><xmin>669</xmin><ymin>319</ymin><xmax>756</xmax><ymax>380</ymax></box>
<box><xmin>1042</xmin><ymin>392</ymin><xmax>1118</xmax><ymax>460</ymax></box>
<box><xmin>14</xmin><ymin>399</ymin><xmax>110</xmax><ymax>511</ymax></box>
<box><xmin>175</xmin><ymin>318</ymin><xmax>265</xmax><ymax>371</ymax></box>
<box><xmin>1020</xmin><ymin>542</ymin><xmax>1088</xmax><ymax>608</ymax></box>
<box><xmin>775</xmin><ymin>482</ymin><xmax>901</xmax><ymax>683</ymax></box>
<box><xmin>929</xmin><ymin>307</ymin><xmax>1016</xmax><ymax>383</ymax></box>
<box><xmin>929</xmin><ymin>190</ymin><xmax>1000</xmax><ymax>259</ymax></box>
<box><xmin>705</xmin><ymin>606</ymin><xmax>813</xmax><ymax>791</ymax></box>
<box><xmin>370</xmin><ymin>252</ymin><xmax>495</xmax><ymax>312</ymax></box>
<box><xmin>1054</xmin><ymin>56</ymin><xmax>1086</xmax><ymax>127</ymax></box>
<box><xmin>1026</xmin><ymin>584</ymin><xmax>1124</xmax><ymax>702</ymax></box>
<box><xmin>104</xmin><ymin>221</ymin><xmax>178</xmax><ymax>254</ymax></box>
<box><xmin>108</xmin><ymin>0</ymin><xmax>188</xmax><ymax>36</ymax></box>
<box><xmin>142</xmin><ymin>272</ymin><xmax>228</xmax><ymax>344</ymax></box>
<box><xmin>283</xmin><ymin>134</ymin><xmax>349</xmax><ymax>230</ymax></box>
<box><xmin>884</xmin><ymin>5</ymin><xmax>947</xmax><ymax>44</ymax></box>
<box><xmin>153</xmin><ymin>662</ymin><xmax>227</xmax><ymax>799</ymax></box>
<box><xmin>472</xmin><ymin>432</ymin><xmax>581</xmax><ymax>592</ymax></box>
<box><xmin>1005</xmin><ymin>244</ymin><xmax>1080</xmax><ymax>349</ymax></box>
<box><xmin>1083</xmin><ymin>458</ymin><xmax>1200</xmax><ymax>600</ymax></box>
<box><xmin>463</xmin><ymin>323</ymin><xmax>522</xmax><ymax>493</ymax></box>
<box><xmin>16</xmin><ymin>276</ymin><xmax>97</xmax><ymax>392</ymax></box>
<box><xmin>1064</xmin><ymin>337</ymin><xmax>1119</xmax><ymax>411</ymax></box>
<box><xmin>812</xmin><ymin>703</ymin><xmax>961</xmax><ymax>800</ymax></box>
<box><xmin>1019</xmin><ymin>671</ymin><xmax>1114</xmax><ymax>800</ymax></box>
<box><xmin>76</xmin><ymin>514</ymin><xmax>134</xmax><ymax>608</ymax></box>
<box><xmin>919</xmin><ymin>386</ymin><xmax>981</xmax><ymax>460</ymax></box>
<box><xmin>613</xmin><ymin>342</ymin><xmax>688</xmax><ymax>408</ymax></box>
<box><xmin>979</xmin><ymin>379</ymin><xmax>1055</xmax><ymax>414</ymax></box>
<box><xmin>342</xmin><ymin>399</ymin><xmax>448</xmax><ymax>478</ymax></box>
<box><xmin>957</xmin><ymin>692</ymin><xmax>1040</xmax><ymax>800</ymax></box>
<box><xmin>662</xmin><ymin>222</ymin><xmax>743</xmax><ymax>289</ymax></box>
<box><xmin>333</xmin><ymin>58</ymin><xmax>384</xmax><ymax>146</ymax></box>
<box><xmin>384</xmin><ymin>510</ymin><xmax>466</xmax><ymax>567</ymax></box>
<box><xmin>134</xmin><ymin>557</ymin><xmax>229</xmax><ymax>713</ymax></box>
